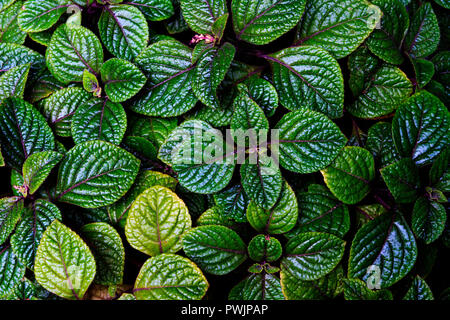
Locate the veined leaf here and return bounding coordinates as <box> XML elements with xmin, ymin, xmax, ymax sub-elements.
<box><xmin>0</xmin><ymin>1</ymin><xmax>26</xmax><ymax>44</ymax></box>
<box><xmin>348</xmin><ymin>46</ymin><xmax>380</xmax><ymax>97</ymax></box>
<box><xmin>281</xmin><ymin>232</ymin><xmax>345</xmax><ymax>281</ymax></box>
<box><xmin>0</xmin><ymin>0</ymin><xmax>16</xmax><ymax>12</ymax></box>
<box><xmin>125</xmin><ymin>186</ymin><xmax>191</xmax><ymax>256</ymax></box>
<box><xmin>241</xmin><ymin>75</ymin><xmax>278</xmax><ymax>117</ymax></box>
<box><xmin>240</xmin><ymin>273</ymin><xmax>284</xmax><ymax>300</ymax></box>
<box><xmin>411</xmin><ymin>58</ymin><xmax>435</xmax><ymax>88</ymax></box>
<box><xmin>34</xmin><ymin>220</ymin><xmax>96</xmax><ymax>300</ymax></box>
<box><xmin>380</xmin><ymin>158</ymin><xmax>420</xmax><ymax>203</ymax></box>
<box><xmin>365</xmin><ymin>122</ymin><xmax>400</xmax><ymax>167</ymax></box>
<box><xmin>0</xmin><ymin>245</ymin><xmax>25</xmax><ymax>298</ymax></box>
<box><xmin>131</xmin><ymin>0</ymin><xmax>174</xmax><ymax>21</ymax></box>
<box><xmin>232</xmin><ymin>0</ymin><xmax>306</xmax><ymax>45</ymax></box>
<box><xmin>29</xmin><ymin>70</ymin><xmax>64</xmax><ymax>103</ymax></box>
<box><xmin>213</xmin><ymin>184</ymin><xmax>249</xmax><ymax>223</ymax></box>
<box><xmin>134</xmin><ymin>254</ymin><xmax>208</xmax><ymax>300</ymax></box>
<box><xmin>180</xmin><ymin>0</ymin><xmax>227</xmax><ymax>34</ymax></box>
<box><xmin>231</xmin><ymin>89</ymin><xmax>268</xmax><ymax>131</ymax></box>
<box><xmin>348</xmin><ymin>211</ymin><xmax>417</xmax><ymax>288</ymax></box>
<box><xmin>0</xmin><ymin>197</ymin><xmax>23</xmax><ymax>246</ymax></box>
<box><xmin>0</xmin><ymin>43</ymin><xmax>44</xmax><ymax>75</ymax></box>
<box><xmin>22</xmin><ymin>151</ymin><xmax>63</xmax><ymax>195</ymax></box>
<box><xmin>0</xmin><ymin>63</ymin><xmax>30</xmax><ymax>102</ymax></box>
<box><xmin>343</xmin><ymin>278</ymin><xmax>393</xmax><ymax>300</ymax></box>
<box><xmin>183</xmin><ymin>225</ymin><xmax>247</xmax><ymax>275</ymax></box>
<box><xmin>248</xmin><ymin>235</ymin><xmax>282</xmax><ymax>262</ymax></box>
<box><xmin>55</xmin><ymin>140</ymin><xmax>140</xmax><ymax>208</ymax></box>
<box><xmin>18</xmin><ymin>0</ymin><xmax>72</xmax><ymax>32</ymax></box>
<box><xmin>412</xmin><ymin>197</ymin><xmax>446</xmax><ymax>244</ymax></box>
<box><xmin>10</xmin><ymin>199</ymin><xmax>61</xmax><ymax>269</ymax></box>
<box><xmin>403</xmin><ymin>275</ymin><xmax>434</xmax><ymax>300</ymax></box>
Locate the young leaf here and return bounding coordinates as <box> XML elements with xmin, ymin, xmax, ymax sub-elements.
<box><xmin>297</xmin><ymin>0</ymin><xmax>381</xmax><ymax>59</ymax></box>
<box><xmin>265</xmin><ymin>46</ymin><xmax>344</xmax><ymax>118</ymax></box>
<box><xmin>321</xmin><ymin>146</ymin><xmax>375</xmax><ymax>205</ymax></box>
<box><xmin>380</xmin><ymin>158</ymin><xmax>420</xmax><ymax>203</ymax></box>
<box><xmin>98</xmin><ymin>4</ymin><xmax>149</xmax><ymax>60</ymax></box>
<box><xmin>247</xmin><ymin>235</ymin><xmax>282</xmax><ymax>262</ymax></box>
<box><xmin>46</xmin><ymin>24</ymin><xmax>104</xmax><ymax>84</ymax></box>
<box><xmin>18</xmin><ymin>0</ymin><xmax>72</xmax><ymax>32</ymax></box>
<box><xmin>22</xmin><ymin>151</ymin><xmax>63</xmax><ymax>195</ymax></box>
<box><xmin>247</xmin><ymin>181</ymin><xmax>298</xmax><ymax>234</ymax></box>
<box><xmin>134</xmin><ymin>254</ymin><xmax>208</xmax><ymax>300</ymax></box>
<box><xmin>101</xmin><ymin>58</ymin><xmax>146</xmax><ymax>103</ymax></box>
<box><xmin>230</xmin><ymin>89</ymin><xmax>269</xmax><ymax>131</ymax></box>
<box><xmin>132</xmin><ymin>40</ymin><xmax>197</xmax><ymax>117</ymax></box>
<box><xmin>34</xmin><ymin>220</ymin><xmax>96</xmax><ymax>300</ymax></box>
<box><xmin>125</xmin><ymin>186</ymin><xmax>191</xmax><ymax>256</ymax></box>
<box><xmin>55</xmin><ymin>140</ymin><xmax>140</xmax><ymax>208</ymax></box>
<box><xmin>232</xmin><ymin>0</ymin><xmax>306</xmax><ymax>45</ymax></box>
<box><xmin>81</xmin><ymin>222</ymin><xmax>125</xmax><ymax>285</ymax></box>
<box><xmin>392</xmin><ymin>91</ymin><xmax>450</xmax><ymax>166</ymax></box>
<box><xmin>275</xmin><ymin>109</ymin><xmax>347</xmax><ymax>174</ymax></box>
<box><xmin>0</xmin><ymin>98</ymin><xmax>55</xmax><ymax>171</ymax></box>
<box><xmin>183</xmin><ymin>225</ymin><xmax>247</xmax><ymax>275</ymax></box>
<box><xmin>412</xmin><ymin>197</ymin><xmax>446</xmax><ymax>244</ymax></box>
<box><xmin>0</xmin><ymin>197</ymin><xmax>23</xmax><ymax>246</ymax></box>
<box><xmin>82</xmin><ymin>69</ymin><xmax>100</xmax><ymax>96</ymax></box>
<box><xmin>281</xmin><ymin>232</ymin><xmax>345</xmax><ymax>281</ymax></box>
<box><xmin>0</xmin><ymin>246</ymin><xmax>25</xmax><ymax>298</ymax></box>
<box><xmin>403</xmin><ymin>275</ymin><xmax>434</xmax><ymax>300</ymax></box>
<box><xmin>348</xmin><ymin>212</ymin><xmax>417</xmax><ymax>288</ymax></box>
<box><xmin>10</xmin><ymin>199</ymin><xmax>61</xmax><ymax>269</ymax></box>
<box><xmin>71</xmin><ymin>98</ymin><xmax>127</xmax><ymax>145</ymax></box>
<box><xmin>180</xmin><ymin>0</ymin><xmax>227</xmax><ymax>35</ymax></box>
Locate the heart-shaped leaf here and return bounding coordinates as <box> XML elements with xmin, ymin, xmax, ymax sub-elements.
<box><xmin>34</xmin><ymin>220</ymin><xmax>96</xmax><ymax>300</ymax></box>
<box><xmin>183</xmin><ymin>225</ymin><xmax>247</xmax><ymax>275</ymax></box>
<box><xmin>22</xmin><ymin>151</ymin><xmax>63</xmax><ymax>195</ymax></box>
<box><xmin>55</xmin><ymin>140</ymin><xmax>140</xmax><ymax>208</ymax></box>
<box><xmin>247</xmin><ymin>235</ymin><xmax>282</xmax><ymax>262</ymax></box>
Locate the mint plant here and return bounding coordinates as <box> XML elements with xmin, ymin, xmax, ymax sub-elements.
<box><xmin>0</xmin><ymin>0</ymin><xmax>449</xmax><ymax>301</ymax></box>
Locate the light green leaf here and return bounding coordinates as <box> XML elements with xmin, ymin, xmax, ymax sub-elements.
<box><xmin>71</xmin><ymin>98</ymin><xmax>127</xmax><ymax>145</ymax></box>
<box><xmin>125</xmin><ymin>186</ymin><xmax>191</xmax><ymax>256</ymax></box>
<box><xmin>275</xmin><ymin>109</ymin><xmax>347</xmax><ymax>174</ymax></box>
<box><xmin>321</xmin><ymin>146</ymin><xmax>375</xmax><ymax>205</ymax></box>
<box><xmin>18</xmin><ymin>0</ymin><xmax>72</xmax><ymax>32</ymax></box>
<box><xmin>46</xmin><ymin>24</ymin><xmax>104</xmax><ymax>84</ymax></box>
<box><xmin>183</xmin><ymin>225</ymin><xmax>247</xmax><ymax>275</ymax></box>
<box><xmin>22</xmin><ymin>151</ymin><xmax>63</xmax><ymax>195</ymax></box>
<box><xmin>197</xmin><ymin>206</ymin><xmax>237</xmax><ymax>228</ymax></box>
<box><xmin>380</xmin><ymin>158</ymin><xmax>420</xmax><ymax>203</ymax></box>
<box><xmin>10</xmin><ymin>199</ymin><xmax>61</xmax><ymax>269</ymax></box>
<box><xmin>180</xmin><ymin>0</ymin><xmax>226</xmax><ymax>34</ymax></box>
<box><xmin>55</xmin><ymin>140</ymin><xmax>140</xmax><ymax>208</ymax></box>
<box><xmin>98</xmin><ymin>4</ymin><xmax>149</xmax><ymax>60</ymax></box>
<box><xmin>82</xmin><ymin>69</ymin><xmax>100</xmax><ymax>95</ymax></box>
<box><xmin>297</xmin><ymin>0</ymin><xmax>381</xmax><ymax>59</ymax></box>
<box><xmin>348</xmin><ymin>212</ymin><xmax>417</xmax><ymax>288</ymax></box>
<box><xmin>34</xmin><ymin>220</ymin><xmax>96</xmax><ymax>300</ymax></box>
<box><xmin>232</xmin><ymin>0</ymin><xmax>305</xmax><ymax>45</ymax></box>
<box><xmin>0</xmin><ymin>63</ymin><xmax>30</xmax><ymax>102</ymax></box>
<box><xmin>0</xmin><ymin>0</ymin><xmax>16</xmax><ymax>12</ymax></box>
<box><xmin>0</xmin><ymin>197</ymin><xmax>23</xmax><ymax>246</ymax></box>
<box><xmin>412</xmin><ymin>197</ymin><xmax>446</xmax><ymax>244</ymax></box>
<box><xmin>81</xmin><ymin>222</ymin><xmax>125</xmax><ymax>285</ymax></box>
<box><xmin>0</xmin><ymin>245</ymin><xmax>25</xmax><ymax>298</ymax></box>
<box><xmin>403</xmin><ymin>275</ymin><xmax>434</xmax><ymax>300</ymax></box>
<box><xmin>134</xmin><ymin>254</ymin><xmax>208</xmax><ymax>300</ymax></box>
<box><xmin>101</xmin><ymin>58</ymin><xmax>146</xmax><ymax>103</ymax></box>
<box><xmin>281</xmin><ymin>232</ymin><xmax>345</xmax><ymax>281</ymax></box>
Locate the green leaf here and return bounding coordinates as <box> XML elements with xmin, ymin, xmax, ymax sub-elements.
<box><xmin>380</xmin><ymin>158</ymin><xmax>420</xmax><ymax>203</ymax></box>
<box><xmin>288</xmin><ymin>184</ymin><xmax>350</xmax><ymax>239</ymax></box>
<box><xmin>241</xmin><ymin>75</ymin><xmax>278</xmax><ymax>117</ymax></box>
<box><xmin>275</xmin><ymin>109</ymin><xmax>347</xmax><ymax>173</ymax></box>
<box><xmin>366</xmin><ymin>0</ymin><xmax>409</xmax><ymax>65</ymax></box>
<box><xmin>132</xmin><ymin>40</ymin><xmax>197</xmax><ymax>117</ymax></box>
<box><xmin>35</xmin><ymin>220</ymin><xmax>96</xmax><ymax>300</ymax></box>
<box><xmin>281</xmin><ymin>265</ymin><xmax>343</xmax><ymax>300</ymax></box>
<box><xmin>348</xmin><ymin>212</ymin><xmax>417</xmax><ymax>288</ymax></box>
<box><xmin>131</xmin><ymin>0</ymin><xmax>174</xmax><ymax>21</ymax></box>
<box><xmin>0</xmin><ymin>43</ymin><xmax>44</xmax><ymax>75</ymax></box>
<box><xmin>365</xmin><ymin>122</ymin><xmax>400</xmax><ymax>167</ymax></box>
<box><xmin>128</xmin><ymin>116</ymin><xmax>178</xmax><ymax>148</ymax></box>
<box><xmin>265</xmin><ymin>46</ymin><xmax>344</xmax><ymax>118</ymax></box>
<box><xmin>343</xmin><ymin>278</ymin><xmax>393</xmax><ymax>300</ymax></box>
<box><xmin>248</xmin><ymin>235</ymin><xmax>282</xmax><ymax>262</ymax></box>
<box><xmin>412</xmin><ymin>197</ymin><xmax>446</xmax><ymax>244</ymax></box>
<box><xmin>182</xmin><ymin>225</ymin><xmax>247</xmax><ymax>275</ymax></box>
<box><xmin>411</xmin><ymin>58</ymin><xmax>435</xmax><ymax>88</ymax></box>
<box><xmin>192</xmin><ymin>42</ymin><xmax>235</xmax><ymax>109</ymax></box>
<box><xmin>0</xmin><ymin>63</ymin><xmax>30</xmax><ymax>102</ymax></box>
<box><xmin>321</xmin><ymin>146</ymin><xmax>375</xmax><ymax>205</ymax></box>
<box><xmin>42</xmin><ymin>87</ymin><xmax>91</xmax><ymax>137</ymax></box>
<box><xmin>429</xmin><ymin>148</ymin><xmax>449</xmax><ymax>192</ymax></box>
<box><xmin>134</xmin><ymin>254</ymin><xmax>208</xmax><ymax>300</ymax></box>
<box><xmin>405</xmin><ymin>2</ymin><xmax>440</xmax><ymax>58</ymax></box>
<box><xmin>180</xmin><ymin>0</ymin><xmax>227</xmax><ymax>34</ymax></box>
<box><xmin>118</xmin><ymin>293</ymin><xmax>136</xmax><ymax>300</ymax></box>
<box><xmin>281</xmin><ymin>232</ymin><xmax>345</xmax><ymax>281</ymax></box>
<box><xmin>122</xmin><ymin>136</ymin><xmax>158</xmax><ymax>161</ymax></box>
<box><xmin>46</xmin><ymin>24</ymin><xmax>104</xmax><ymax>84</ymax></box>
<box><xmin>6</xmin><ymin>278</ymin><xmax>37</xmax><ymax>300</ymax></box>
<box><xmin>98</xmin><ymin>4</ymin><xmax>149</xmax><ymax>60</ymax></box>
<box><xmin>81</xmin><ymin>222</ymin><xmax>125</xmax><ymax>285</ymax></box>
<box><xmin>0</xmin><ymin>1</ymin><xmax>26</xmax><ymax>44</ymax></box>
<box><xmin>0</xmin><ymin>0</ymin><xmax>16</xmax><ymax>12</ymax></box>
<box><xmin>71</xmin><ymin>98</ymin><xmax>127</xmax><ymax>145</ymax></box>
<box><xmin>213</xmin><ymin>184</ymin><xmax>249</xmax><ymax>223</ymax></box>
<box><xmin>55</xmin><ymin>140</ymin><xmax>140</xmax><ymax>208</ymax></box>
<box><xmin>403</xmin><ymin>275</ymin><xmax>434</xmax><ymax>300</ymax></box>
<box><xmin>347</xmin><ymin>65</ymin><xmax>412</xmax><ymax>118</ymax></box>
<box><xmin>101</xmin><ymin>58</ymin><xmax>146</xmax><ymax>103</ymax></box>
<box><xmin>125</xmin><ymin>186</ymin><xmax>191</xmax><ymax>256</ymax></box>
<box><xmin>297</xmin><ymin>0</ymin><xmax>381</xmax><ymax>59</ymax></box>
<box><xmin>240</xmin><ymin>155</ymin><xmax>282</xmax><ymax>210</ymax></box>
<box><xmin>429</xmin><ymin>51</ymin><xmax>449</xmax><ymax>105</ymax></box>
<box><xmin>22</xmin><ymin>151</ymin><xmax>63</xmax><ymax>195</ymax></box>
<box><xmin>247</xmin><ymin>181</ymin><xmax>298</xmax><ymax>234</ymax></box>
<box><xmin>82</xmin><ymin>69</ymin><xmax>100</xmax><ymax>95</ymax></box>
<box><xmin>108</xmin><ymin>170</ymin><xmax>177</xmax><ymax>228</ymax></box>
<box><xmin>211</xmin><ymin>13</ymin><xmax>228</xmax><ymax>41</ymax></box>
<box><xmin>29</xmin><ymin>70</ymin><xmax>64</xmax><ymax>103</ymax></box>
<box><xmin>231</xmin><ymin>89</ymin><xmax>268</xmax><ymax>131</ymax></box>
<box><xmin>348</xmin><ymin>46</ymin><xmax>380</xmax><ymax>97</ymax></box>
<box><xmin>392</xmin><ymin>91</ymin><xmax>450</xmax><ymax>166</ymax></box>
<box><xmin>10</xmin><ymin>199</ymin><xmax>61</xmax><ymax>269</ymax></box>
<box><xmin>0</xmin><ymin>197</ymin><xmax>23</xmax><ymax>246</ymax></box>
<box><xmin>0</xmin><ymin>245</ymin><xmax>25</xmax><ymax>298</ymax></box>
<box><xmin>0</xmin><ymin>97</ymin><xmax>55</xmax><ymax>171</ymax></box>
<box><xmin>18</xmin><ymin>0</ymin><xmax>72</xmax><ymax>32</ymax></box>
<box><xmin>197</xmin><ymin>206</ymin><xmax>237</xmax><ymax>228</ymax></box>
<box><xmin>240</xmin><ymin>273</ymin><xmax>284</xmax><ymax>300</ymax></box>
<box><xmin>232</xmin><ymin>0</ymin><xmax>305</xmax><ymax>45</ymax></box>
